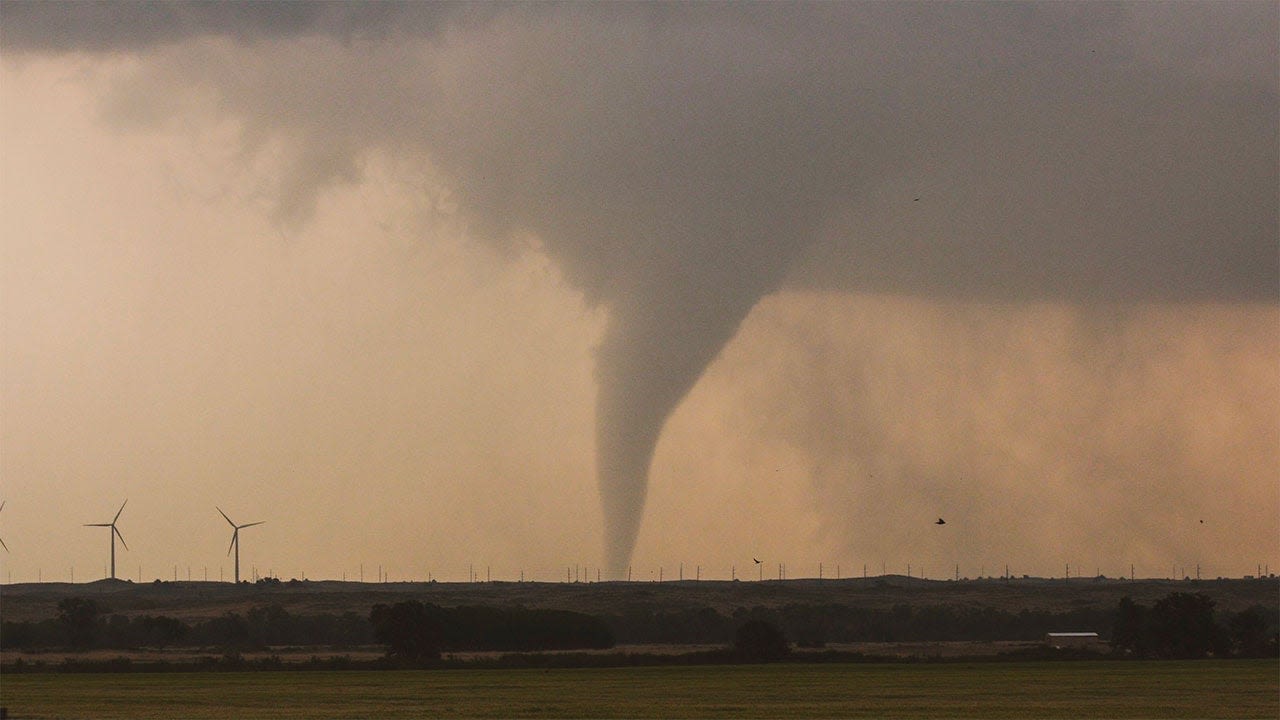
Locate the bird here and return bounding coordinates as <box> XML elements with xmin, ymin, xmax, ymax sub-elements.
<box><xmin>935</xmin><ymin>518</ymin><xmax>946</xmax><ymax>525</ymax></box>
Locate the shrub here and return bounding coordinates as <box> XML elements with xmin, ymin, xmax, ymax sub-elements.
<box><xmin>734</xmin><ymin>619</ymin><xmax>790</xmax><ymax>663</ymax></box>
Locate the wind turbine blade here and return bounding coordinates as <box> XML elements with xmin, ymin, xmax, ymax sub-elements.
<box><xmin>0</xmin><ymin>500</ymin><xmax>5</xmax><ymax>512</ymax></box>
<box><xmin>217</xmin><ymin>506</ymin><xmax>236</xmax><ymax>528</ymax></box>
<box><xmin>85</xmin><ymin>523</ymin><xmax>112</xmax><ymax>527</ymax></box>
<box><xmin>114</xmin><ymin>526</ymin><xmax>128</xmax><ymax>551</ymax></box>
<box><xmin>227</xmin><ymin>530</ymin><xmax>237</xmax><ymax>557</ymax></box>
<box><xmin>239</xmin><ymin>521</ymin><xmax>265</xmax><ymax>529</ymax></box>
<box><xmin>0</xmin><ymin>537</ymin><xmax>8</xmax><ymax>552</ymax></box>
<box><xmin>113</xmin><ymin>499</ymin><xmax>127</xmax><ymax>523</ymax></box>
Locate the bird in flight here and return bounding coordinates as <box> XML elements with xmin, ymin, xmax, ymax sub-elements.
<box><xmin>935</xmin><ymin>518</ymin><xmax>946</xmax><ymax>525</ymax></box>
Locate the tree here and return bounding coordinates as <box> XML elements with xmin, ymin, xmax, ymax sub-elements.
<box><xmin>1149</xmin><ymin>592</ymin><xmax>1228</xmax><ymax>659</ymax></box>
<box><xmin>734</xmin><ymin>619</ymin><xmax>790</xmax><ymax>663</ymax></box>
<box><xmin>369</xmin><ymin>601</ymin><xmax>443</xmax><ymax>661</ymax></box>
<box><xmin>247</xmin><ymin>604</ymin><xmax>295</xmax><ymax>646</ymax></box>
<box><xmin>1229</xmin><ymin>606</ymin><xmax>1277</xmax><ymax>658</ymax></box>
<box><xmin>140</xmin><ymin>615</ymin><xmax>189</xmax><ymax>648</ymax></box>
<box><xmin>192</xmin><ymin>612</ymin><xmax>251</xmax><ymax>648</ymax></box>
<box><xmin>1111</xmin><ymin>596</ymin><xmax>1148</xmax><ymax>656</ymax></box>
<box><xmin>56</xmin><ymin>597</ymin><xmax>102</xmax><ymax>649</ymax></box>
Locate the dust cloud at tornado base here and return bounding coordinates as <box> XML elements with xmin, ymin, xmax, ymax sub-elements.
<box><xmin>646</xmin><ymin>295</ymin><xmax>1277</xmax><ymax>578</ymax></box>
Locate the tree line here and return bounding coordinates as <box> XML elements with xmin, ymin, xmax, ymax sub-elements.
<box><xmin>2</xmin><ymin>592</ymin><xmax>1273</xmax><ymax>660</ymax></box>
<box><xmin>0</xmin><ymin>598</ymin><xmax>612</xmax><ymax>655</ymax></box>
<box><xmin>1111</xmin><ymin>592</ymin><xmax>1276</xmax><ymax>659</ymax></box>
<box><xmin>600</xmin><ymin>603</ymin><xmax>1120</xmax><ymax>646</ymax></box>
<box><xmin>1</xmin><ymin>598</ymin><xmax>372</xmax><ymax>651</ymax></box>
<box><xmin>369</xmin><ymin>601</ymin><xmax>614</xmax><ymax>659</ymax></box>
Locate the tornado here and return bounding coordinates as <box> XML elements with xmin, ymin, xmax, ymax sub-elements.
<box><xmin>594</xmin><ymin>272</ymin><xmax>782</xmax><ymax>572</ymax></box>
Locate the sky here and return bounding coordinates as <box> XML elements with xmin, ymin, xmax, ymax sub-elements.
<box><xmin>1</xmin><ymin>1</ymin><xmax>1276</xmax><ymax>584</ymax></box>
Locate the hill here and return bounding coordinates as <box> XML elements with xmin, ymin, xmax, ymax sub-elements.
<box><xmin>2</xmin><ymin>575</ymin><xmax>1274</xmax><ymax>625</ymax></box>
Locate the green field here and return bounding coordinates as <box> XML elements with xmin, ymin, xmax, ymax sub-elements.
<box><xmin>1</xmin><ymin>660</ymin><xmax>1275</xmax><ymax>719</ymax></box>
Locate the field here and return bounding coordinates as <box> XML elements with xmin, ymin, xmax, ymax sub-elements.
<box><xmin>2</xmin><ymin>660</ymin><xmax>1277</xmax><ymax>719</ymax></box>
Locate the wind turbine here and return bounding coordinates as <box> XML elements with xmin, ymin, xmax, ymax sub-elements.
<box><xmin>217</xmin><ymin>507</ymin><xmax>263</xmax><ymax>583</ymax></box>
<box><xmin>85</xmin><ymin>500</ymin><xmax>128</xmax><ymax>579</ymax></box>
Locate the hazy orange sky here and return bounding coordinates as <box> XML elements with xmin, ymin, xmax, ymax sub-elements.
<box><xmin>1</xmin><ymin>2</ymin><xmax>1276</xmax><ymax>583</ymax></box>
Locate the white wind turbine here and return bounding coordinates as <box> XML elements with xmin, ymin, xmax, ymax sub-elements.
<box><xmin>85</xmin><ymin>500</ymin><xmax>128</xmax><ymax>579</ymax></box>
<box><xmin>218</xmin><ymin>507</ymin><xmax>263</xmax><ymax>583</ymax></box>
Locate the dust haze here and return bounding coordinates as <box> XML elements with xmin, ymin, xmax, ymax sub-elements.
<box><xmin>1</xmin><ymin>2</ymin><xmax>1275</xmax><ymax>580</ymax></box>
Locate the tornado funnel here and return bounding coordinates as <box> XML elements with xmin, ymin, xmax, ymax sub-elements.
<box><xmin>594</xmin><ymin>259</ymin><xmax>785</xmax><ymax>572</ymax></box>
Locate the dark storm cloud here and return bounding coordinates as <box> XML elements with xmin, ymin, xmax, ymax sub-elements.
<box><xmin>4</xmin><ymin>1</ymin><xmax>1275</xmax><ymax>569</ymax></box>
<box><xmin>0</xmin><ymin>1</ymin><xmax>472</xmax><ymax>51</ymax></box>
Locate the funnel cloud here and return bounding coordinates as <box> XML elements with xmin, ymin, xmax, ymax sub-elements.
<box><xmin>2</xmin><ymin>2</ymin><xmax>1276</xmax><ymax>573</ymax></box>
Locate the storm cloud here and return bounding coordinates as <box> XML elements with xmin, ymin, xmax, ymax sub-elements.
<box><xmin>3</xmin><ymin>2</ymin><xmax>1275</xmax><ymax>573</ymax></box>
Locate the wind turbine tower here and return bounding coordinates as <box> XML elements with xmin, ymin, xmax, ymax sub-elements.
<box><xmin>217</xmin><ymin>507</ymin><xmax>263</xmax><ymax>583</ymax></box>
<box><xmin>85</xmin><ymin>500</ymin><xmax>128</xmax><ymax>579</ymax></box>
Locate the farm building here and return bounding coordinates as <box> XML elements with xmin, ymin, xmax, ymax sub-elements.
<box><xmin>1045</xmin><ymin>632</ymin><xmax>1101</xmax><ymax>649</ymax></box>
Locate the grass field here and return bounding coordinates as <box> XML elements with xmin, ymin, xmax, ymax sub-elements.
<box><xmin>1</xmin><ymin>660</ymin><xmax>1276</xmax><ymax>719</ymax></box>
